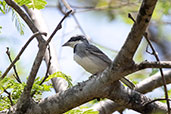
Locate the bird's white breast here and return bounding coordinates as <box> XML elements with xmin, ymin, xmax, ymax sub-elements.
<box><xmin>74</xmin><ymin>54</ymin><xmax>107</xmax><ymax>74</ymax></box>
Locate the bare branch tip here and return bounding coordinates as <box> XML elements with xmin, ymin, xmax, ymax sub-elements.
<box><xmin>128</xmin><ymin>13</ymin><xmax>135</xmax><ymax>23</ymax></box>
<box><xmin>6</xmin><ymin>47</ymin><xmax>10</xmax><ymax>54</ymax></box>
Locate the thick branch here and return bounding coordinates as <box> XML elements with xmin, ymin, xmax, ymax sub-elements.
<box><xmin>23</xmin><ymin>6</ymin><xmax>71</xmax><ymax>93</ymax></box>
<box><xmin>25</xmin><ymin>76</ymin><xmax>166</xmax><ymax>114</ymax></box>
<box><xmin>136</xmin><ymin>70</ymin><xmax>171</xmax><ymax>94</ymax></box>
<box><xmin>95</xmin><ymin>70</ymin><xmax>171</xmax><ymax>113</ymax></box>
<box><xmin>96</xmin><ymin>0</ymin><xmax>158</xmax><ymax>95</ymax></box>
<box><xmin>112</xmin><ymin>0</ymin><xmax>157</xmax><ymax>67</ymax></box>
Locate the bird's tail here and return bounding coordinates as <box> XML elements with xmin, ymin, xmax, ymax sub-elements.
<box><xmin>120</xmin><ymin>77</ymin><xmax>135</xmax><ymax>89</ymax></box>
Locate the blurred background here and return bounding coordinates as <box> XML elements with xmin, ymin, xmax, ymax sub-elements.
<box><xmin>0</xmin><ymin>0</ymin><xmax>171</xmax><ymax>113</ymax></box>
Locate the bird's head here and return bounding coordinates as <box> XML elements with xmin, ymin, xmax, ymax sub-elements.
<box><xmin>62</xmin><ymin>35</ymin><xmax>89</xmax><ymax>48</ymax></box>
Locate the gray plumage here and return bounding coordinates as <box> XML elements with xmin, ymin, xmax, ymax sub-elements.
<box><xmin>62</xmin><ymin>35</ymin><xmax>135</xmax><ymax>89</ymax></box>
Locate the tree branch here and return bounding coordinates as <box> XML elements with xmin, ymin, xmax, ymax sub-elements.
<box><xmin>2</xmin><ymin>87</ymin><xmax>14</xmax><ymax>106</ymax></box>
<box><xmin>137</xmin><ymin>61</ymin><xmax>171</xmax><ymax>70</ymax></box>
<box><xmin>95</xmin><ymin>70</ymin><xmax>171</xmax><ymax>113</ymax></box>
<box><xmin>128</xmin><ymin>12</ymin><xmax>170</xmax><ymax>113</ymax></box>
<box><xmin>6</xmin><ymin>47</ymin><xmax>21</xmax><ymax>83</ymax></box>
<box><xmin>113</xmin><ymin>0</ymin><xmax>157</xmax><ymax>63</ymax></box>
<box><xmin>136</xmin><ymin>70</ymin><xmax>171</xmax><ymax>94</ymax></box>
<box><xmin>4</xmin><ymin>0</ymin><xmax>44</xmax><ymax>43</ymax></box>
<box><xmin>13</xmin><ymin>8</ymin><xmax>71</xmax><ymax>114</ymax></box>
<box><xmin>0</xmin><ymin>32</ymin><xmax>47</xmax><ymax>80</ymax></box>
<box><xmin>31</xmin><ymin>45</ymin><xmax>51</xmax><ymax>97</ymax></box>
<box><xmin>23</xmin><ymin>7</ymin><xmax>68</xmax><ymax>93</ymax></box>
<box><xmin>30</xmin><ymin>77</ymin><xmax>167</xmax><ymax>114</ymax></box>
<box><xmin>107</xmin><ymin>82</ymin><xmax>167</xmax><ymax>114</ymax></box>
<box><xmin>46</xmin><ymin>10</ymin><xmax>72</xmax><ymax>44</ymax></box>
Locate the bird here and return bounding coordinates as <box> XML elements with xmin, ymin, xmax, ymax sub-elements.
<box><xmin>62</xmin><ymin>35</ymin><xmax>135</xmax><ymax>89</ymax></box>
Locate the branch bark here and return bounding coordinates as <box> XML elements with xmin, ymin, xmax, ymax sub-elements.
<box><xmin>23</xmin><ymin>7</ymin><xmax>69</xmax><ymax>93</ymax></box>
<box><xmin>137</xmin><ymin>61</ymin><xmax>171</xmax><ymax>69</ymax></box>
<box><xmin>93</xmin><ymin>70</ymin><xmax>171</xmax><ymax>113</ymax></box>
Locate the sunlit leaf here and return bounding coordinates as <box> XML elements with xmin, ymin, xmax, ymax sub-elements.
<box><xmin>14</xmin><ymin>0</ymin><xmax>47</xmax><ymax>9</ymax></box>
<box><xmin>11</xmin><ymin>9</ymin><xmax>25</xmax><ymax>35</ymax></box>
<box><xmin>65</xmin><ymin>109</ymin><xmax>99</xmax><ymax>114</ymax></box>
<box><xmin>47</xmin><ymin>72</ymin><xmax>73</xmax><ymax>88</ymax></box>
<box><xmin>149</xmin><ymin>68</ymin><xmax>159</xmax><ymax>76</ymax></box>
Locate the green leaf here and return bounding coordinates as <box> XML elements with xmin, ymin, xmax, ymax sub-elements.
<box><xmin>0</xmin><ymin>0</ymin><xmax>9</xmax><ymax>14</ymax></box>
<box><xmin>0</xmin><ymin>77</ymin><xmax>25</xmax><ymax>110</ymax></box>
<box><xmin>149</xmin><ymin>68</ymin><xmax>159</xmax><ymax>76</ymax></box>
<box><xmin>14</xmin><ymin>0</ymin><xmax>31</xmax><ymax>6</ymax></box>
<box><xmin>11</xmin><ymin>9</ymin><xmax>25</xmax><ymax>35</ymax></box>
<box><xmin>83</xmin><ymin>109</ymin><xmax>99</xmax><ymax>114</ymax></box>
<box><xmin>14</xmin><ymin>0</ymin><xmax>47</xmax><ymax>9</ymax></box>
<box><xmin>65</xmin><ymin>109</ymin><xmax>99</xmax><ymax>114</ymax></box>
<box><xmin>47</xmin><ymin>72</ymin><xmax>73</xmax><ymax>88</ymax></box>
<box><xmin>28</xmin><ymin>0</ymin><xmax>47</xmax><ymax>9</ymax></box>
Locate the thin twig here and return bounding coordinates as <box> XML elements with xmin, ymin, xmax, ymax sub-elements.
<box><xmin>144</xmin><ymin>98</ymin><xmax>171</xmax><ymax>106</ymax></box>
<box><xmin>146</xmin><ymin>44</ymin><xmax>153</xmax><ymax>55</ymax></box>
<box><xmin>46</xmin><ymin>10</ymin><xmax>72</xmax><ymax>44</ymax></box>
<box><xmin>60</xmin><ymin>0</ymin><xmax>87</xmax><ymax>36</ymax></box>
<box><xmin>61</xmin><ymin>0</ymin><xmax>72</xmax><ymax>11</ymax></box>
<box><xmin>144</xmin><ymin>33</ymin><xmax>170</xmax><ymax>114</ymax></box>
<box><xmin>2</xmin><ymin>87</ymin><xmax>14</xmax><ymax>106</ymax></box>
<box><xmin>6</xmin><ymin>47</ymin><xmax>21</xmax><ymax>83</ymax></box>
<box><xmin>128</xmin><ymin>13</ymin><xmax>170</xmax><ymax>114</ymax></box>
<box><xmin>72</xmin><ymin>14</ymin><xmax>86</xmax><ymax>36</ymax></box>
<box><xmin>31</xmin><ymin>45</ymin><xmax>51</xmax><ymax>97</ymax></box>
<box><xmin>137</xmin><ymin>61</ymin><xmax>171</xmax><ymax>69</ymax></box>
<box><xmin>0</xmin><ymin>32</ymin><xmax>47</xmax><ymax>80</ymax></box>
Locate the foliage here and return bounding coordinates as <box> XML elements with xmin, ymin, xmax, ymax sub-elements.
<box><xmin>0</xmin><ymin>0</ymin><xmax>47</xmax><ymax>35</ymax></box>
<box><xmin>0</xmin><ymin>0</ymin><xmax>9</xmax><ymax>14</ymax></box>
<box><xmin>0</xmin><ymin>0</ymin><xmax>9</xmax><ymax>34</ymax></box>
<box><xmin>65</xmin><ymin>108</ymin><xmax>99</xmax><ymax>114</ymax></box>
<box><xmin>0</xmin><ymin>76</ymin><xmax>24</xmax><ymax>110</ymax></box>
<box><xmin>47</xmin><ymin>72</ymin><xmax>73</xmax><ymax>88</ymax></box>
<box><xmin>149</xmin><ymin>68</ymin><xmax>159</xmax><ymax>76</ymax></box>
<box><xmin>31</xmin><ymin>76</ymin><xmax>53</xmax><ymax>101</ymax></box>
<box><xmin>77</xmin><ymin>0</ymin><xmax>171</xmax><ymax>22</ymax></box>
<box><xmin>0</xmin><ymin>75</ymin><xmax>53</xmax><ymax>111</ymax></box>
<box><xmin>11</xmin><ymin>9</ymin><xmax>25</xmax><ymax>35</ymax></box>
<box><xmin>0</xmin><ymin>71</ymin><xmax>72</xmax><ymax>110</ymax></box>
<box><xmin>14</xmin><ymin>0</ymin><xmax>47</xmax><ymax>9</ymax></box>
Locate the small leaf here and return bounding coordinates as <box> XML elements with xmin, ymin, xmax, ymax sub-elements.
<box><xmin>0</xmin><ymin>0</ymin><xmax>9</xmax><ymax>14</ymax></box>
<box><xmin>26</xmin><ymin>0</ymin><xmax>47</xmax><ymax>9</ymax></box>
<box><xmin>83</xmin><ymin>109</ymin><xmax>99</xmax><ymax>114</ymax></box>
<box><xmin>47</xmin><ymin>72</ymin><xmax>73</xmax><ymax>88</ymax></box>
<box><xmin>65</xmin><ymin>109</ymin><xmax>99</xmax><ymax>114</ymax></box>
<box><xmin>11</xmin><ymin>9</ymin><xmax>25</xmax><ymax>35</ymax></box>
<box><xmin>149</xmin><ymin>68</ymin><xmax>159</xmax><ymax>76</ymax></box>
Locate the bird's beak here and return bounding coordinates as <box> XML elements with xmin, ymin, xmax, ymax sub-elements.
<box><xmin>62</xmin><ymin>42</ymin><xmax>69</xmax><ymax>47</ymax></box>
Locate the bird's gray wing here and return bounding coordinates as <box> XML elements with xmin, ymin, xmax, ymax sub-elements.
<box><xmin>85</xmin><ymin>44</ymin><xmax>112</xmax><ymax>65</ymax></box>
<box><xmin>85</xmin><ymin>44</ymin><xmax>135</xmax><ymax>89</ymax></box>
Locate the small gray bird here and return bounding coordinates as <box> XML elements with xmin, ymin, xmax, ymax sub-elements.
<box><xmin>62</xmin><ymin>35</ymin><xmax>135</xmax><ymax>89</ymax></box>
